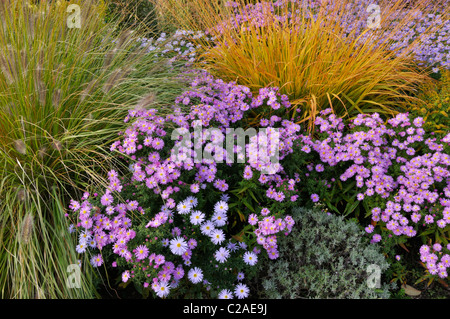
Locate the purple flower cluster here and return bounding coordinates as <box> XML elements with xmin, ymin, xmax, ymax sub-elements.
<box><xmin>419</xmin><ymin>243</ymin><xmax>450</xmax><ymax>279</ymax></box>
<box><xmin>249</xmin><ymin>207</ymin><xmax>295</xmax><ymax>259</ymax></box>
<box><xmin>115</xmin><ymin>72</ymin><xmax>302</xmax><ymax>205</ymax></box>
<box><xmin>299</xmin><ymin>108</ymin><xmax>450</xmax><ymax>277</ymax></box>
<box><xmin>69</xmin><ymin>72</ymin><xmax>306</xmax><ymax>297</ymax></box>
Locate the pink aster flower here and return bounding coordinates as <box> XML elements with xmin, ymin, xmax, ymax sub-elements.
<box><xmin>122</xmin><ymin>270</ymin><xmax>130</xmax><ymax>282</ymax></box>
<box><xmin>243</xmin><ymin>165</ymin><xmax>253</xmax><ymax>180</ymax></box>
<box><xmin>424</xmin><ymin>215</ymin><xmax>434</xmax><ymax>224</ymax></box>
<box><xmin>173</xmin><ymin>266</ymin><xmax>184</xmax><ymax>280</ymax></box>
<box><xmin>152</xmin><ymin>138</ymin><xmax>164</xmax><ymax>150</ymax></box>
<box><xmin>248</xmin><ymin>213</ymin><xmax>258</xmax><ymax>226</ymax></box>
<box><xmin>100</xmin><ymin>193</ymin><xmax>113</xmax><ymax>206</ymax></box>
<box><xmin>437</xmin><ymin>219</ymin><xmax>447</xmax><ymax>228</ymax></box>
<box><xmin>135</xmin><ymin>244</ymin><xmax>149</xmax><ymax>260</ymax></box>
<box><xmin>190</xmin><ymin>183</ymin><xmax>200</xmax><ymax>193</ymax></box>
<box><xmin>365</xmin><ymin>224</ymin><xmax>374</xmax><ymax>233</ymax></box>
<box><xmin>90</xmin><ymin>254</ymin><xmax>103</xmax><ymax>267</ymax></box>
<box><xmin>371</xmin><ymin>234</ymin><xmax>382</xmax><ymax>243</ymax></box>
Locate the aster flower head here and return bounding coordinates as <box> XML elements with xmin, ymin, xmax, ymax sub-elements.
<box><xmin>188</xmin><ymin>238</ymin><xmax>197</xmax><ymax>249</ymax></box>
<box><xmin>371</xmin><ymin>234</ymin><xmax>382</xmax><ymax>243</ymax></box>
<box><xmin>214</xmin><ymin>200</ymin><xmax>228</xmax><ymax>214</ymax></box>
<box><xmin>214</xmin><ymin>247</ymin><xmax>230</xmax><ymax>263</ymax></box>
<box><xmin>76</xmin><ymin>243</ymin><xmax>87</xmax><ymax>253</ymax></box>
<box><xmin>200</xmin><ymin>220</ymin><xmax>215</xmax><ymax>236</ymax></box>
<box><xmin>311</xmin><ymin>194</ymin><xmax>319</xmax><ymax>203</ymax></box>
<box><xmin>234</xmin><ymin>283</ymin><xmax>249</xmax><ymax>299</ymax></box>
<box><xmin>260</xmin><ymin>207</ymin><xmax>270</xmax><ymax>216</ymax></box>
<box><xmin>212</xmin><ymin>210</ymin><xmax>227</xmax><ymax>227</ymax></box>
<box><xmin>155</xmin><ymin>280</ymin><xmax>171</xmax><ymax>298</ymax></box>
<box><xmin>122</xmin><ymin>270</ymin><xmax>130</xmax><ymax>283</ymax></box>
<box><xmin>190</xmin><ymin>210</ymin><xmax>205</xmax><ymax>225</ymax></box>
<box><xmin>248</xmin><ymin>213</ymin><xmax>258</xmax><ymax>225</ymax></box>
<box><xmin>135</xmin><ymin>244</ymin><xmax>149</xmax><ymax>260</ymax></box>
<box><xmin>218</xmin><ymin>289</ymin><xmax>234</xmax><ymax>299</ymax></box>
<box><xmin>188</xmin><ymin>267</ymin><xmax>203</xmax><ymax>284</ymax></box>
<box><xmin>169</xmin><ymin>236</ymin><xmax>188</xmax><ymax>256</ymax></box>
<box><xmin>174</xmin><ymin>265</ymin><xmax>185</xmax><ymax>280</ymax></box>
<box><xmin>177</xmin><ymin>200</ymin><xmax>192</xmax><ymax>215</ymax></box>
<box><xmin>243</xmin><ymin>251</ymin><xmax>258</xmax><ymax>266</ymax></box>
<box><xmin>185</xmin><ymin>196</ymin><xmax>198</xmax><ymax>208</ymax></box>
<box><xmin>210</xmin><ymin>229</ymin><xmax>226</xmax><ymax>245</ymax></box>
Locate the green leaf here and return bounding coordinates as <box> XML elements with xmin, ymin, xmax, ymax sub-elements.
<box><xmin>343</xmin><ymin>200</ymin><xmax>360</xmax><ymax>216</ymax></box>
<box><xmin>325</xmin><ymin>200</ymin><xmax>340</xmax><ymax>214</ymax></box>
<box><xmin>242</xmin><ymin>198</ymin><xmax>256</xmax><ymax>213</ymax></box>
<box><xmin>248</xmin><ymin>189</ymin><xmax>259</xmax><ymax>203</ymax></box>
<box><xmin>419</xmin><ymin>228</ymin><xmax>435</xmax><ymax>237</ymax></box>
<box><xmin>363</xmin><ymin>200</ymin><xmax>371</xmax><ymax>218</ymax></box>
<box><xmin>343</xmin><ymin>180</ymin><xmax>357</xmax><ymax>194</ymax></box>
<box><xmin>236</xmin><ymin>209</ymin><xmax>246</xmax><ymax>222</ymax></box>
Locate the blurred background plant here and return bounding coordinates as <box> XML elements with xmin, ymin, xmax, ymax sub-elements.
<box><xmin>0</xmin><ymin>0</ymin><xmax>188</xmax><ymax>298</ymax></box>
<box><xmin>106</xmin><ymin>0</ymin><xmax>162</xmax><ymax>37</ymax></box>
<box><xmin>150</xmin><ymin>0</ymin><xmax>450</xmax><ymax>133</ymax></box>
<box><xmin>407</xmin><ymin>69</ymin><xmax>450</xmax><ymax>140</ymax></box>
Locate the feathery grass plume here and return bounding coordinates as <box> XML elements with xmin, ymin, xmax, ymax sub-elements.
<box><xmin>79</xmin><ymin>78</ymin><xmax>97</xmax><ymax>103</ymax></box>
<box><xmin>19</xmin><ymin>213</ymin><xmax>34</xmax><ymax>244</ymax></box>
<box><xmin>102</xmin><ymin>68</ymin><xmax>129</xmax><ymax>94</ymax></box>
<box><xmin>52</xmin><ymin>89</ymin><xmax>61</xmax><ymax>109</ymax></box>
<box><xmin>115</xmin><ymin>29</ymin><xmax>134</xmax><ymax>50</ymax></box>
<box><xmin>13</xmin><ymin>140</ymin><xmax>27</xmax><ymax>155</ymax></box>
<box><xmin>17</xmin><ymin>188</ymin><xmax>27</xmax><ymax>202</ymax></box>
<box><xmin>0</xmin><ymin>0</ymin><xmax>188</xmax><ymax>298</ymax></box>
<box><xmin>34</xmin><ymin>62</ymin><xmax>47</xmax><ymax>106</ymax></box>
<box><xmin>0</xmin><ymin>54</ymin><xmax>14</xmax><ymax>85</ymax></box>
<box><xmin>37</xmin><ymin>146</ymin><xmax>47</xmax><ymax>161</ymax></box>
<box><xmin>52</xmin><ymin>63</ymin><xmax>65</xmax><ymax>85</ymax></box>
<box><xmin>20</xmin><ymin>49</ymin><xmax>28</xmax><ymax>76</ymax></box>
<box><xmin>103</xmin><ymin>48</ymin><xmax>118</xmax><ymax>69</ymax></box>
<box><xmin>35</xmin><ymin>81</ymin><xmax>47</xmax><ymax>106</ymax></box>
<box><xmin>51</xmin><ymin>140</ymin><xmax>63</xmax><ymax>152</ymax></box>
<box><xmin>134</xmin><ymin>92</ymin><xmax>156</xmax><ymax>111</ymax></box>
<box><xmin>6</xmin><ymin>44</ymin><xmax>19</xmax><ymax>83</ymax></box>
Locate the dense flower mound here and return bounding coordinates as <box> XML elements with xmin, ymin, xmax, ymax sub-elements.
<box><xmin>298</xmin><ymin>109</ymin><xmax>450</xmax><ymax>279</ymax></box>
<box><xmin>68</xmin><ymin>72</ymin><xmax>306</xmax><ymax>298</ymax></box>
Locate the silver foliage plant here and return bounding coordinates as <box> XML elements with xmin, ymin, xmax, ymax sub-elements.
<box><xmin>253</xmin><ymin>206</ymin><xmax>396</xmax><ymax>299</ymax></box>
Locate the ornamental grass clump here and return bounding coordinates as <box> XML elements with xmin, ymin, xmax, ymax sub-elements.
<box><xmin>0</xmin><ymin>0</ymin><xmax>187</xmax><ymax>298</ymax></box>
<box><xmin>68</xmin><ymin>72</ymin><xmax>308</xmax><ymax>298</ymax></box>
<box><xmin>151</xmin><ymin>0</ymin><xmax>446</xmax><ymax>132</ymax></box>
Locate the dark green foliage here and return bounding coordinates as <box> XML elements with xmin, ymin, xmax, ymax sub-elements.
<box><xmin>408</xmin><ymin>69</ymin><xmax>450</xmax><ymax>140</ymax></box>
<box><xmin>106</xmin><ymin>0</ymin><xmax>162</xmax><ymax>36</ymax></box>
<box><xmin>251</xmin><ymin>206</ymin><xmax>395</xmax><ymax>299</ymax></box>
